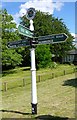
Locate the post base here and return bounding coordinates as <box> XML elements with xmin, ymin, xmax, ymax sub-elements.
<box><xmin>31</xmin><ymin>103</ymin><xmax>37</xmax><ymax>114</ymax></box>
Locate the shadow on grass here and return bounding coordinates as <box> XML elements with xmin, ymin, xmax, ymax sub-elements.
<box><xmin>2</xmin><ymin>69</ymin><xmax>18</xmax><ymax>77</ymax></box>
<box><xmin>2</xmin><ymin>67</ymin><xmax>30</xmax><ymax>77</ymax></box>
<box><xmin>36</xmin><ymin>115</ymin><xmax>71</xmax><ymax>120</ymax></box>
<box><xmin>22</xmin><ymin>67</ymin><xmax>30</xmax><ymax>71</ymax></box>
<box><xmin>63</xmin><ymin>78</ymin><xmax>77</xmax><ymax>88</ymax></box>
<box><xmin>0</xmin><ymin>110</ymin><xmax>74</xmax><ymax>119</ymax></box>
<box><xmin>0</xmin><ymin>109</ymin><xmax>31</xmax><ymax>115</ymax></box>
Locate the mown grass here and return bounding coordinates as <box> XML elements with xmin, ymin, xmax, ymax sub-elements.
<box><xmin>0</xmin><ymin>64</ymin><xmax>77</xmax><ymax>119</ymax></box>
<box><xmin>1</xmin><ymin>64</ymin><xmax>76</xmax><ymax>91</ymax></box>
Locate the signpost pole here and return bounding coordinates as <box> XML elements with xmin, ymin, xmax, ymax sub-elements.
<box><xmin>7</xmin><ymin>7</ymin><xmax>68</xmax><ymax>116</ymax></box>
<box><xmin>30</xmin><ymin>20</ymin><xmax>37</xmax><ymax>114</ymax></box>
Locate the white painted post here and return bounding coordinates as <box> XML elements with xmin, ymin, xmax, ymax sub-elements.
<box><xmin>30</xmin><ymin>20</ymin><xmax>37</xmax><ymax>114</ymax></box>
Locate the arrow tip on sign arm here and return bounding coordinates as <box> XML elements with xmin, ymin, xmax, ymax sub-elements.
<box><xmin>63</xmin><ymin>33</ymin><xmax>68</xmax><ymax>41</ymax></box>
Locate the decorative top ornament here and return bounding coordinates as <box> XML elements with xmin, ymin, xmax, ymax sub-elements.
<box><xmin>26</xmin><ymin>8</ymin><xmax>36</xmax><ymax>20</ymax></box>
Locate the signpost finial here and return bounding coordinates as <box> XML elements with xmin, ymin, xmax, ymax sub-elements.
<box><xmin>26</xmin><ymin>7</ymin><xmax>36</xmax><ymax>20</ymax></box>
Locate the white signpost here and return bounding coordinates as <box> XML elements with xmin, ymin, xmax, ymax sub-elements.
<box><xmin>29</xmin><ymin>20</ymin><xmax>37</xmax><ymax>114</ymax></box>
<box><xmin>7</xmin><ymin>7</ymin><xmax>68</xmax><ymax>115</ymax></box>
<box><xmin>26</xmin><ymin>8</ymin><xmax>37</xmax><ymax>114</ymax></box>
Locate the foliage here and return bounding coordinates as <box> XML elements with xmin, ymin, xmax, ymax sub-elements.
<box><xmin>34</xmin><ymin>11</ymin><xmax>53</xmax><ymax>36</ymax></box>
<box><xmin>20</xmin><ymin>11</ymin><xmax>74</xmax><ymax>67</ymax></box>
<box><xmin>19</xmin><ymin>47</ymin><xmax>31</xmax><ymax>67</ymax></box>
<box><xmin>34</xmin><ymin>12</ymin><xmax>74</xmax><ymax>61</ymax></box>
<box><xmin>49</xmin><ymin>62</ymin><xmax>58</xmax><ymax>69</ymax></box>
<box><xmin>21</xmin><ymin>11</ymin><xmax>74</xmax><ymax>68</ymax></box>
<box><xmin>35</xmin><ymin>45</ymin><xmax>51</xmax><ymax>69</ymax></box>
<box><xmin>2</xmin><ymin>49</ymin><xmax>22</xmax><ymax>67</ymax></box>
<box><xmin>49</xmin><ymin>17</ymin><xmax>74</xmax><ymax>60</ymax></box>
<box><xmin>20</xmin><ymin>12</ymin><xmax>53</xmax><ymax>69</ymax></box>
<box><xmin>2</xmin><ymin>9</ymin><xmax>74</xmax><ymax>69</ymax></box>
<box><xmin>2</xmin><ymin>9</ymin><xmax>23</xmax><ymax>69</ymax></box>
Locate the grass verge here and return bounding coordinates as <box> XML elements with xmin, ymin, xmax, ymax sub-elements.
<box><xmin>0</xmin><ymin>64</ymin><xmax>77</xmax><ymax>119</ymax></box>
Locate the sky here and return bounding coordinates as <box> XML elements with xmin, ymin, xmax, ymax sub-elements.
<box><xmin>2</xmin><ymin>0</ymin><xmax>76</xmax><ymax>42</ymax></box>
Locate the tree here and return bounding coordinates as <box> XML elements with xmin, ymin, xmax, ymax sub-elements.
<box><xmin>20</xmin><ymin>11</ymin><xmax>52</xmax><ymax>68</ymax></box>
<box><xmin>50</xmin><ymin>17</ymin><xmax>74</xmax><ymax>62</ymax></box>
<box><xmin>20</xmin><ymin>10</ymin><xmax>74</xmax><ymax>68</ymax></box>
<box><xmin>0</xmin><ymin>10</ymin><xmax>2</xmax><ymax>73</ymax></box>
<box><xmin>35</xmin><ymin>45</ymin><xmax>51</xmax><ymax>69</ymax></box>
<box><xmin>34</xmin><ymin>11</ymin><xmax>74</xmax><ymax>63</ymax></box>
<box><xmin>34</xmin><ymin>11</ymin><xmax>53</xmax><ymax>36</ymax></box>
<box><xmin>2</xmin><ymin>9</ymin><xmax>23</xmax><ymax>69</ymax></box>
<box><xmin>34</xmin><ymin>11</ymin><xmax>74</xmax><ymax>65</ymax></box>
